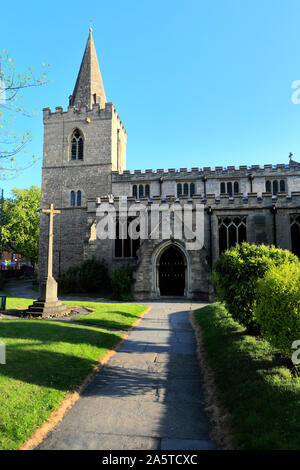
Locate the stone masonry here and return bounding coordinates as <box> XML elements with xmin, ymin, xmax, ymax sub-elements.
<box><xmin>39</xmin><ymin>30</ymin><xmax>300</xmax><ymax>301</ymax></box>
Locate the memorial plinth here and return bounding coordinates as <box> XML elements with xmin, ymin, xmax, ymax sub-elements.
<box><xmin>27</xmin><ymin>204</ymin><xmax>69</xmax><ymax>318</ymax></box>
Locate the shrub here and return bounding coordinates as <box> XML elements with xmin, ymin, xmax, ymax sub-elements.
<box><xmin>77</xmin><ymin>258</ymin><xmax>110</xmax><ymax>293</ymax></box>
<box><xmin>0</xmin><ymin>272</ymin><xmax>5</xmax><ymax>290</ymax></box>
<box><xmin>111</xmin><ymin>266</ymin><xmax>133</xmax><ymax>300</ymax></box>
<box><xmin>58</xmin><ymin>258</ymin><xmax>109</xmax><ymax>294</ymax></box>
<box><xmin>58</xmin><ymin>266</ymin><xmax>79</xmax><ymax>294</ymax></box>
<box><xmin>212</xmin><ymin>243</ymin><xmax>298</xmax><ymax>331</ymax></box>
<box><xmin>255</xmin><ymin>262</ymin><xmax>300</xmax><ymax>356</ymax></box>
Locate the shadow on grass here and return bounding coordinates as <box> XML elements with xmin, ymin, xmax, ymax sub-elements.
<box><xmin>195</xmin><ymin>304</ymin><xmax>300</xmax><ymax>450</ymax></box>
<box><xmin>0</xmin><ymin>321</ymin><xmax>121</xmax><ymax>391</ymax></box>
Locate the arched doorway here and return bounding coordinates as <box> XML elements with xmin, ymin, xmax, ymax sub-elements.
<box><xmin>158</xmin><ymin>246</ymin><xmax>186</xmax><ymax>296</ymax></box>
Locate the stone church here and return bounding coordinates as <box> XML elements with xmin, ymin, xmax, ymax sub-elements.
<box><xmin>39</xmin><ymin>30</ymin><xmax>300</xmax><ymax>300</ymax></box>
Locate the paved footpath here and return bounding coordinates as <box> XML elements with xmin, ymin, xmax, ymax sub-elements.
<box><xmin>38</xmin><ymin>301</ymin><xmax>217</xmax><ymax>450</ymax></box>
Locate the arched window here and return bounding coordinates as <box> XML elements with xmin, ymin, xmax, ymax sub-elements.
<box><xmin>266</xmin><ymin>180</ymin><xmax>271</xmax><ymax>193</ymax></box>
<box><xmin>77</xmin><ymin>191</ymin><xmax>81</xmax><ymax>207</ymax></box>
<box><xmin>273</xmin><ymin>180</ymin><xmax>278</xmax><ymax>195</ymax></box>
<box><xmin>70</xmin><ymin>191</ymin><xmax>75</xmax><ymax>206</ymax></box>
<box><xmin>70</xmin><ymin>129</ymin><xmax>84</xmax><ymax>160</ymax></box>
<box><xmin>234</xmin><ymin>182</ymin><xmax>239</xmax><ymax>194</ymax></box>
<box><xmin>145</xmin><ymin>184</ymin><xmax>150</xmax><ymax>197</ymax></box>
<box><xmin>139</xmin><ymin>184</ymin><xmax>144</xmax><ymax>198</ymax></box>
<box><xmin>227</xmin><ymin>182</ymin><xmax>233</xmax><ymax>196</ymax></box>
<box><xmin>177</xmin><ymin>183</ymin><xmax>182</xmax><ymax>197</ymax></box>
<box><xmin>220</xmin><ymin>182</ymin><xmax>226</xmax><ymax>194</ymax></box>
<box><xmin>280</xmin><ymin>180</ymin><xmax>285</xmax><ymax>192</ymax></box>
<box><xmin>132</xmin><ymin>185</ymin><xmax>137</xmax><ymax>197</ymax></box>
<box><xmin>183</xmin><ymin>183</ymin><xmax>189</xmax><ymax>195</ymax></box>
<box><xmin>190</xmin><ymin>183</ymin><xmax>195</xmax><ymax>197</ymax></box>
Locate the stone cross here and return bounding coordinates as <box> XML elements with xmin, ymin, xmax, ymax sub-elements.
<box><xmin>42</xmin><ymin>203</ymin><xmax>61</xmax><ymax>278</ymax></box>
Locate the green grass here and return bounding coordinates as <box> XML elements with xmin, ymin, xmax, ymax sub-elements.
<box><xmin>194</xmin><ymin>303</ymin><xmax>300</xmax><ymax>450</ymax></box>
<box><xmin>67</xmin><ymin>302</ymin><xmax>147</xmax><ymax>330</ymax></box>
<box><xmin>0</xmin><ymin>294</ymin><xmax>147</xmax><ymax>449</ymax></box>
<box><xmin>0</xmin><ymin>292</ymin><xmax>147</xmax><ymax>331</ymax></box>
<box><xmin>0</xmin><ymin>320</ymin><xmax>122</xmax><ymax>450</ymax></box>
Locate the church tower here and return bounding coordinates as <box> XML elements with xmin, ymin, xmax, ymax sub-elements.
<box><xmin>39</xmin><ymin>30</ymin><xmax>127</xmax><ymax>278</ymax></box>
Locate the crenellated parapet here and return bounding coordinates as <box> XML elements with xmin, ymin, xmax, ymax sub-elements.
<box><xmin>86</xmin><ymin>191</ymin><xmax>300</xmax><ymax>213</ymax></box>
<box><xmin>42</xmin><ymin>102</ymin><xmax>126</xmax><ymax>133</ymax></box>
<box><xmin>111</xmin><ymin>163</ymin><xmax>300</xmax><ymax>181</ymax></box>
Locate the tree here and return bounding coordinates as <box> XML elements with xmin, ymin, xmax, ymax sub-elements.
<box><xmin>0</xmin><ymin>50</ymin><xmax>48</xmax><ymax>178</ymax></box>
<box><xmin>1</xmin><ymin>186</ymin><xmax>41</xmax><ymax>267</ymax></box>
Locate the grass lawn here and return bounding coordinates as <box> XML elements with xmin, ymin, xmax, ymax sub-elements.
<box><xmin>69</xmin><ymin>302</ymin><xmax>147</xmax><ymax>330</ymax></box>
<box><xmin>0</xmin><ymin>292</ymin><xmax>147</xmax><ymax>331</ymax></box>
<box><xmin>194</xmin><ymin>303</ymin><xmax>300</xmax><ymax>450</ymax></box>
<box><xmin>0</xmin><ymin>320</ymin><xmax>122</xmax><ymax>450</ymax></box>
<box><xmin>0</xmin><ymin>295</ymin><xmax>147</xmax><ymax>449</ymax></box>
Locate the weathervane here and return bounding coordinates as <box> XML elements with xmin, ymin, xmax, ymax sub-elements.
<box><xmin>89</xmin><ymin>18</ymin><xmax>94</xmax><ymax>32</ymax></box>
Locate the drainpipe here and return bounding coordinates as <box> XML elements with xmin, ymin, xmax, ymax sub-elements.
<box><xmin>207</xmin><ymin>206</ymin><xmax>213</xmax><ymax>270</ymax></box>
<box><xmin>202</xmin><ymin>176</ymin><xmax>207</xmax><ymax>197</ymax></box>
<box><xmin>270</xmin><ymin>204</ymin><xmax>277</xmax><ymax>247</ymax></box>
<box><xmin>159</xmin><ymin>177</ymin><xmax>163</xmax><ymax>196</ymax></box>
<box><xmin>248</xmin><ymin>174</ymin><xmax>254</xmax><ymax>193</ymax></box>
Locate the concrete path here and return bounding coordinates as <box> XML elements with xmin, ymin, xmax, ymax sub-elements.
<box><xmin>37</xmin><ymin>302</ymin><xmax>217</xmax><ymax>450</ymax></box>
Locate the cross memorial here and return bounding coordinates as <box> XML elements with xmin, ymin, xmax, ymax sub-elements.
<box><xmin>27</xmin><ymin>204</ymin><xmax>68</xmax><ymax>317</ymax></box>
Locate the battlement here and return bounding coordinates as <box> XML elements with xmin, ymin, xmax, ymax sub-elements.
<box><xmin>86</xmin><ymin>191</ymin><xmax>300</xmax><ymax>212</ymax></box>
<box><xmin>111</xmin><ymin>163</ymin><xmax>300</xmax><ymax>181</ymax></box>
<box><xmin>43</xmin><ymin>102</ymin><xmax>126</xmax><ymax>133</ymax></box>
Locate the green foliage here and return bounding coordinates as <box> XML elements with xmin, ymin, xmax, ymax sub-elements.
<box><xmin>0</xmin><ymin>272</ymin><xmax>5</xmax><ymax>289</ymax></box>
<box><xmin>255</xmin><ymin>263</ymin><xmax>300</xmax><ymax>356</ymax></box>
<box><xmin>58</xmin><ymin>258</ymin><xmax>109</xmax><ymax>294</ymax></box>
<box><xmin>1</xmin><ymin>186</ymin><xmax>41</xmax><ymax>266</ymax></box>
<box><xmin>0</xmin><ymin>51</ymin><xmax>48</xmax><ymax>178</ymax></box>
<box><xmin>111</xmin><ymin>266</ymin><xmax>133</xmax><ymax>300</ymax></box>
<box><xmin>194</xmin><ymin>303</ymin><xmax>300</xmax><ymax>450</ymax></box>
<box><xmin>212</xmin><ymin>242</ymin><xmax>298</xmax><ymax>331</ymax></box>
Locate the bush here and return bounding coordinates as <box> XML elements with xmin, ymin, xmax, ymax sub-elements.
<box><xmin>255</xmin><ymin>262</ymin><xmax>300</xmax><ymax>356</ymax></box>
<box><xmin>111</xmin><ymin>266</ymin><xmax>133</xmax><ymax>300</ymax></box>
<box><xmin>58</xmin><ymin>258</ymin><xmax>109</xmax><ymax>294</ymax></box>
<box><xmin>0</xmin><ymin>272</ymin><xmax>5</xmax><ymax>290</ymax></box>
<box><xmin>77</xmin><ymin>258</ymin><xmax>110</xmax><ymax>293</ymax></box>
<box><xmin>212</xmin><ymin>243</ymin><xmax>298</xmax><ymax>331</ymax></box>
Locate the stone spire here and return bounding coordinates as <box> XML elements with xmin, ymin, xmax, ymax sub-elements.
<box><xmin>69</xmin><ymin>29</ymin><xmax>107</xmax><ymax>109</ymax></box>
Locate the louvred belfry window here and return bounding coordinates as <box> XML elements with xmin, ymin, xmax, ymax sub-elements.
<box><xmin>71</xmin><ymin>129</ymin><xmax>84</xmax><ymax>160</ymax></box>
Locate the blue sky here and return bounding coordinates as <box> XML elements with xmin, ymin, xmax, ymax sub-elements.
<box><xmin>2</xmin><ymin>0</ymin><xmax>300</xmax><ymax>195</ymax></box>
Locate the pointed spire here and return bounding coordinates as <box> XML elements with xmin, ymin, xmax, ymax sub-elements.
<box><xmin>70</xmin><ymin>29</ymin><xmax>107</xmax><ymax>109</ymax></box>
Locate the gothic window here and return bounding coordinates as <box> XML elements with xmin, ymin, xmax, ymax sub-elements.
<box><xmin>220</xmin><ymin>181</ymin><xmax>239</xmax><ymax>195</ymax></box>
<box><xmin>115</xmin><ymin>217</ymin><xmax>140</xmax><ymax>258</ymax></box>
<box><xmin>70</xmin><ymin>191</ymin><xmax>75</xmax><ymax>206</ymax></box>
<box><xmin>77</xmin><ymin>190</ymin><xmax>81</xmax><ymax>207</ymax></box>
<box><xmin>291</xmin><ymin>215</ymin><xmax>300</xmax><ymax>257</ymax></box>
<box><xmin>266</xmin><ymin>180</ymin><xmax>271</xmax><ymax>193</ymax></box>
<box><xmin>218</xmin><ymin>216</ymin><xmax>247</xmax><ymax>254</ymax></box>
<box><xmin>176</xmin><ymin>182</ymin><xmax>195</xmax><ymax>197</ymax></box>
<box><xmin>132</xmin><ymin>184</ymin><xmax>150</xmax><ymax>198</ymax></box>
<box><xmin>266</xmin><ymin>179</ymin><xmax>286</xmax><ymax>195</ymax></box>
<box><xmin>70</xmin><ymin>129</ymin><xmax>84</xmax><ymax>161</ymax></box>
